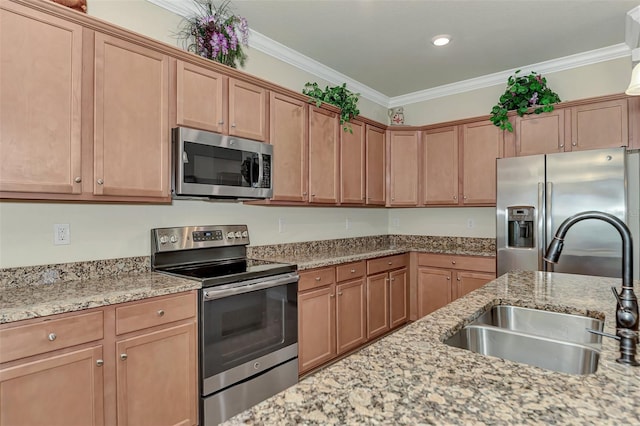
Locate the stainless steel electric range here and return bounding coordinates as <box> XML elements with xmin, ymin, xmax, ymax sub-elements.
<box><xmin>151</xmin><ymin>225</ymin><xmax>298</xmax><ymax>426</ymax></box>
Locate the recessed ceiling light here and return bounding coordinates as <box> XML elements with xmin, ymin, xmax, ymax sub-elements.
<box><xmin>432</xmin><ymin>35</ymin><xmax>451</xmax><ymax>47</ymax></box>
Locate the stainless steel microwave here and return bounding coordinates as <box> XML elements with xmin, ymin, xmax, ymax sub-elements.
<box><xmin>172</xmin><ymin>127</ymin><xmax>273</xmax><ymax>199</ymax></box>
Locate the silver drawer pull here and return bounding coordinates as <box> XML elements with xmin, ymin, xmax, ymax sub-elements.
<box><xmin>48</xmin><ymin>333</ymin><xmax>57</xmax><ymax>341</ymax></box>
<box><xmin>157</xmin><ymin>309</ymin><xmax>165</xmax><ymax>317</ymax></box>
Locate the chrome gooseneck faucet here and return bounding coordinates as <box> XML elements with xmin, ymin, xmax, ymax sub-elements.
<box><xmin>544</xmin><ymin>211</ymin><xmax>639</xmax><ymax>366</ymax></box>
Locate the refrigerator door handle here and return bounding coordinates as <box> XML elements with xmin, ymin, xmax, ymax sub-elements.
<box><xmin>538</xmin><ymin>182</ymin><xmax>546</xmax><ymax>271</ymax></box>
<box><xmin>545</xmin><ymin>181</ymin><xmax>554</xmax><ymax>272</ymax></box>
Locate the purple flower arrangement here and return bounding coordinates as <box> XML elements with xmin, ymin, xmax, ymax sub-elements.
<box><xmin>180</xmin><ymin>0</ymin><xmax>249</xmax><ymax>68</ymax></box>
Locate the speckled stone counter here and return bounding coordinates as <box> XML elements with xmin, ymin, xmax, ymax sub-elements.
<box><xmin>248</xmin><ymin>235</ymin><xmax>495</xmax><ymax>270</ymax></box>
<box><xmin>0</xmin><ymin>258</ymin><xmax>199</xmax><ymax>324</ymax></box>
<box><xmin>225</xmin><ymin>271</ymin><xmax>640</xmax><ymax>425</ymax></box>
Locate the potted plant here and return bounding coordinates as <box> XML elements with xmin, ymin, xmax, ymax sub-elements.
<box><xmin>178</xmin><ymin>0</ymin><xmax>249</xmax><ymax>68</ymax></box>
<box><xmin>302</xmin><ymin>82</ymin><xmax>360</xmax><ymax>133</ymax></box>
<box><xmin>490</xmin><ymin>70</ymin><xmax>561</xmax><ymax>132</ymax></box>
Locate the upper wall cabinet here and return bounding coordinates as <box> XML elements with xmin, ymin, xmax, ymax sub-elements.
<box><xmin>228</xmin><ymin>77</ymin><xmax>268</xmax><ymax>141</ymax></box>
<box><xmin>308</xmin><ymin>106</ymin><xmax>340</xmax><ymax>204</ymax></box>
<box><xmin>340</xmin><ymin>120</ymin><xmax>366</xmax><ymax>204</ymax></box>
<box><xmin>461</xmin><ymin>120</ymin><xmax>503</xmax><ymax>205</ymax></box>
<box><xmin>423</xmin><ymin>126</ymin><xmax>458</xmax><ymax>206</ymax></box>
<box><xmin>513</xmin><ymin>109</ymin><xmax>566</xmax><ymax>156</ymax></box>
<box><xmin>0</xmin><ymin>2</ymin><xmax>83</xmax><ymax>195</ymax></box>
<box><xmin>388</xmin><ymin>130</ymin><xmax>420</xmax><ymax>206</ymax></box>
<box><xmin>174</xmin><ymin>60</ymin><xmax>227</xmax><ymax>134</ymax></box>
<box><xmin>569</xmin><ymin>99</ymin><xmax>628</xmax><ymax>151</ymax></box>
<box><xmin>93</xmin><ymin>33</ymin><xmax>170</xmax><ymax>199</ymax></box>
<box><xmin>269</xmin><ymin>92</ymin><xmax>308</xmax><ymax>202</ymax></box>
<box><xmin>365</xmin><ymin>125</ymin><xmax>386</xmax><ymax>206</ymax></box>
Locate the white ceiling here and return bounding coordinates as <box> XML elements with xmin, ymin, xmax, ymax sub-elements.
<box><xmin>149</xmin><ymin>0</ymin><xmax>638</xmax><ymax>105</ymax></box>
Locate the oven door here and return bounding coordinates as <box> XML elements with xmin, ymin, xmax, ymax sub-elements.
<box><xmin>200</xmin><ymin>273</ymin><xmax>298</xmax><ymax>395</ymax></box>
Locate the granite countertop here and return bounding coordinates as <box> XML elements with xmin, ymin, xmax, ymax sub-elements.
<box><xmin>0</xmin><ymin>272</ymin><xmax>200</xmax><ymax>324</ymax></box>
<box><xmin>226</xmin><ymin>270</ymin><xmax>640</xmax><ymax>425</ymax></box>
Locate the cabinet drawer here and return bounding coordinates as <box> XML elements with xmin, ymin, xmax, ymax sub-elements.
<box><xmin>418</xmin><ymin>253</ymin><xmax>496</xmax><ymax>273</ymax></box>
<box><xmin>116</xmin><ymin>292</ymin><xmax>196</xmax><ymax>335</ymax></box>
<box><xmin>367</xmin><ymin>254</ymin><xmax>408</xmax><ymax>275</ymax></box>
<box><xmin>336</xmin><ymin>261</ymin><xmax>366</xmax><ymax>282</ymax></box>
<box><xmin>298</xmin><ymin>267</ymin><xmax>335</xmax><ymax>292</ymax></box>
<box><xmin>0</xmin><ymin>311</ymin><xmax>104</xmax><ymax>363</ymax></box>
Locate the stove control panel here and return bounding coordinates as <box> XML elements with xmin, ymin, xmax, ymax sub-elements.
<box><xmin>151</xmin><ymin>225</ymin><xmax>250</xmax><ymax>252</ymax></box>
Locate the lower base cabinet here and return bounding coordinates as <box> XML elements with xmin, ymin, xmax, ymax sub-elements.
<box><xmin>416</xmin><ymin>253</ymin><xmax>496</xmax><ymax>318</ymax></box>
<box><xmin>0</xmin><ymin>291</ymin><xmax>198</xmax><ymax>426</ymax></box>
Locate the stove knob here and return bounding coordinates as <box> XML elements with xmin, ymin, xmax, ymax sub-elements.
<box><xmin>169</xmin><ymin>235</ymin><xmax>178</xmax><ymax>243</ymax></box>
<box><xmin>235</xmin><ymin>231</ymin><xmax>242</xmax><ymax>238</ymax></box>
<box><xmin>159</xmin><ymin>236</ymin><xmax>169</xmax><ymax>244</ymax></box>
<box><xmin>241</xmin><ymin>230</ymin><xmax>248</xmax><ymax>238</ymax></box>
<box><xmin>227</xmin><ymin>232</ymin><xmax>235</xmax><ymax>239</ymax></box>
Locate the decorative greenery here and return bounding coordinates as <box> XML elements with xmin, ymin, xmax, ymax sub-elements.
<box><xmin>178</xmin><ymin>0</ymin><xmax>249</xmax><ymax>68</ymax></box>
<box><xmin>490</xmin><ymin>70</ymin><xmax>561</xmax><ymax>132</ymax></box>
<box><xmin>302</xmin><ymin>82</ymin><xmax>360</xmax><ymax>133</ymax></box>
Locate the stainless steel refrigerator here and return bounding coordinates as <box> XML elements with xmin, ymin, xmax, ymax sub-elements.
<box><xmin>496</xmin><ymin>147</ymin><xmax>627</xmax><ymax>278</ymax></box>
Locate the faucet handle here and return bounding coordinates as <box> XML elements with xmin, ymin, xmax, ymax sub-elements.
<box><xmin>611</xmin><ymin>286</ymin><xmax>625</xmax><ymax>310</ymax></box>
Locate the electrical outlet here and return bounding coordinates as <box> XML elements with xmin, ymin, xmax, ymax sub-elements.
<box><xmin>392</xmin><ymin>218</ymin><xmax>400</xmax><ymax>228</ymax></box>
<box><xmin>467</xmin><ymin>218</ymin><xmax>475</xmax><ymax>229</ymax></box>
<box><xmin>278</xmin><ymin>218</ymin><xmax>285</xmax><ymax>233</ymax></box>
<box><xmin>54</xmin><ymin>224</ymin><xmax>70</xmax><ymax>245</ymax></box>
<box><xmin>345</xmin><ymin>218</ymin><xmax>351</xmax><ymax>230</ymax></box>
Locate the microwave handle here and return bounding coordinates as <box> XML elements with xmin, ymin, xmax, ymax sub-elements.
<box><xmin>256</xmin><ymin>154</ymin><xmax>263</xmax><ymax>188</ymax></box>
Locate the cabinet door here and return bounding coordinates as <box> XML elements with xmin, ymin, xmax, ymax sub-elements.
<box><xmin>228</xmin><ymin>78</ymin><xmax>268</xmax><ymax>141</ymax></box>
<box><xmin>116</xmin><ymin>322</ymin><xmax>197</xmax><ymax>426</ymax></box>
<box><xmin>94</xmin><ymin>34</ymin><xmax>170</xmax><ymax>199</ymax></box>
<box><xmin>308</xmin><ymin>106</ymin><xmax>340</xmax><ymax>204</ymax></box>
<box><xmin>336</xmin><ymin>279</ymin><xmax>366</xmax><ymax>354</ymax></box>
<box><xmin>423</xmin><ymin>127</ymin><xmax>459</xmax><ymax>205</ymax></box>
<box><xmin>365</xmin><ymin>125</ymin><xmax>386</xmax><ymax>205</ymax></box>
<box><xmin>417</xmin><ymin>267</ymin><xmax>452</xmax><ymax>319</ymax></box>
<box><xmin>175</xmin><ymin>60</ymin><xmax>226</xmax><ymax>133</ymax></box>
<box><xmin>269</xmin><ymin>92</ymin><xmax>308</xmax><ymax>202</ymax></box>
<box><xmin>0</xmin><ymin>2</ymin><xmax>82</xmax><ymax>195</ymax></box>
<box><xmin>514</xmin><ymin>109</ymin><xmax>566</xmax><ymax>156</ymax></box>
<box><xmin>366</xmin><ymin>273</ymin><xmax>390</xmax><ymax>339</ymax></box>
<box><xmin>454</xmin><ymin>271</ymin><xmax>495</xmax><ymax>300</ymax></box>
<box><xmin>0</xmin><ymin>346</ymin><xmax>104</xmax><ymax>426</ymax></box>
<box><xmin>340</xmin><ymin>120</ymin><xmax>365</xmax><ymax>204</ymax></box>
<box><xmin>389</xmin><ymin>268</ymin><xmax>408</xmax><ymax>329</ymax></box>
<box><xmin>388</xmin><ymin>130</ymin><xmax>420</xmax><ymax>206</ymax></box>
<box><xmin>630</xmin><ymin>97</ymin><xmax>640</xmax><ymax>150</ymax></box>
<box><xmin>570</xmin><ymin>99</ymin><xmax>628</xmax><ymax>151</ymax></box>
<box><xmin>298</xmin><ymin>285</ymin><xmax>336</xmax><ymax>374</ymax></box>
<box><xmin>461</xmin><ymin>120</ymin><xmax>503</xmax><ymax>205</ymax></box>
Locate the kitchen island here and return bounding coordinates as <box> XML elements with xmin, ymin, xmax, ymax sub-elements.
<box><xmin>225</xmin><ymin>270</ymin><xmax>640</xmax><ymax>424</ymax></box>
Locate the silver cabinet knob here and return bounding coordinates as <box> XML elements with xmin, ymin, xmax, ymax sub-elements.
<box><xmin>330</xmin><ymin>294</ymin><xmax>335</xmax><ymax>298</ymax></box>
<box><xmin>157</xmin><ymin>310</ymin><xmax>165</xmax><ymax>317</ymax></box>
<box><xmin>559</xmin><ymin>143</ymin><xmax>565</xmax><ymax>149</ymax></box>
<box><xmin>218</xmin><ymin>120</ymin><xmax>224</xmax><ymax>125</ymax></box>
<box><xmin>315</xmin><ymin>277</ymin><xmax>321</xmax><ymax>281</ymax></box>
<box><xmin>453</xmin><ymin>195</ymin><xmax>457</xmax><ymax>200</ymax></box>
<box><xmin>48</xmin><ymin>333</ymin><xmax>57</xmax><ymax>341</ymax></box>
<box><xmin>350</xmin><ymin>269</ymin><xmax>356</xmax><ymax>273</ymax></box>
<box><xmin>74</xmin><ymin>177</ymin><xmax>82</xmax><ymax>183</ymax></box>
<box><xmin>447</xmin><ymin>277</ymin><xmax>451</xmax><ymax>280</ymax></box>
<box><xmin>391</xmin><ymin>278</ymin><xmax>395</xmax><ymax>282</ymax></box>
<box><xmin>338</xmin><ymin>291</ymin><xmax>343</xmax><ymax>296</ymax></box>
<box><xmin>456</xmin><ymin>277</ymin><xmax>461</xmax><ymax>281</ymax></box>
<box><xmin>303</xmin><ymin>192</ymin><xmax>308</xmax><ymax>196</ymax></box>
<box><xmin>572</xmin><ymin>141</ymin><xmax>577</xmax><ymax>146</ymax></box>
<box><xmin>388</xmin><ymin>261</ymin><xmax>393</xmax><ymax>265</ymax></box>
<box><xmin>96</xmin><ymin>359</ymin><xmax>104</xmax><ymax>367</ymax></box>
<box><xmin>452</xmin><ymin>260</ymin><xmax>456</xmax><ymax>264</ymax></box>
<box><xmin>120</xmin><ymin>353</ymin><xmax>128</xmax><ymax>360</ymax></box>
<box><xmin>463</xmin><ymin>195</ymin><xmax>467</xmax><ymax>200</ymax></box>
<box><xmin>391</xmin><ymin>197</ymin><xmax>395</xmax><ymax>201</ymax></box>
<box><xmin>231</xmin><ymin>123</ymin><xmax>236</xmax><ymax>128</ymax></box>
<box><xmin>97</xmin><ymin>179</ymin><xmax>104</xmax><ymax>185</ymax></box>
<box><xmin>311</xmin><ymin>194</ymin><xmax>316</xmax><ymax>197</ymax></box>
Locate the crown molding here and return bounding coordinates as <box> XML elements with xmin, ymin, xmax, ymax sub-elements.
<box><xmin>147</xmin><ymin>1</ymin><xmax>631</xmax><ymax>109</ymax></box>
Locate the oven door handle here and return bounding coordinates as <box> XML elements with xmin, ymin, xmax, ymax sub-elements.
<box><xmin>202</xmin><ymin>273</ymin><xmax>299</xmax><ymax>300</ymax></box>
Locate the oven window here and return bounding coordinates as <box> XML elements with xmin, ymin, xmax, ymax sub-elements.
<box><xmin>201</xmin><ymin>282</ymin><xmax>297</xmax><ymax>378</ymax></box>
<box><xmin>183</xmin><ymin>142</ymin><xmax>259</xmax><ymax>188</ymax></box>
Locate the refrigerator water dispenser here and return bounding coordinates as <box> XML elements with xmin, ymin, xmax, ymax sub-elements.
<box><xmin>507</xmin><ymin>207</ymin><xmax>535</xmax><ymax>248</ymax></box>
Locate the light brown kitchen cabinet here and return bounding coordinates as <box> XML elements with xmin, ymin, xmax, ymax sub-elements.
<box><xmin>416</xmin><ymin>253</ymin><xmax>496</xmax><ymax>319</ymax></box>
<box><xmin>366</xmin><ymin>255</ymin><xmax>409</xmax><ymax>339</ymax></box>
<box><xmin>93</xmin><ymin>33</ymin><xmax>170</xmax><ymax>199</ymax></box>
<box><xmin>335</xmin><ymin>276</ymin><xmax>367</xmax><ymax>354</ymax></box>
<box><xmin>423</xmin><ymin>127</ymin><xmax>459</xmax><ymax>205</ymax></box>
<box><xmin>461</xmin><ymin>120</ymin><xmax>504</xmax><ymax>205</ymax></box>
<box><xmin>365</xmin><ymin>125</ymin><xmax>386</xmax><ymax>205</ymax></box>
<box><xmin>388</xmin><ymin>130</ymin><xmax>420</xmax><ymax>206</ymax></box>
<box><xmin>514</xmin><ymin>109</ymin><xmax>566</xmax><ymax>156</ymax></box>
<box><xmin>174</xmin><ymin>60</ymin><xmax>227</xmax><ymax>133</ymax></box>
<box><xmin>308</xmin><ymin>106</ymin><xmax>340</xmax><ymax>204</ymax></box>
<box><xmin>569</xmin><ymin>99</ymin><xmax>628</xmax><ymax>151</ymax></box>
<box><xmin>268</xmin><ymin>92</ymin><xmax>309</xmax><ymax>202</ymax></box>
<box><xmin>0</xmin><ymin>1</ymin><xmax>83</xmax><ymax>195</ymax></box>
<box><xmin>0</xmin><ymin>291</ymin><xmax>198</xmax><ymax>426</ymax></box>
<box><xmin>340</xmin><ymin>119</ymin><xmax>366</xmax><ymax>204</ymax></box>
<box><xmin>228</xmin><ymin>77</ymin><xmax>268</xmax><ymax>141</ymax></box>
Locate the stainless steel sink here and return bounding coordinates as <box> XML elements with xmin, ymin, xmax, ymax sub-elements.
<box><xmin>444</xmin><ymin>306</ymin><xmax>605</xmax><ymax>375</ymax></box>
<box><xmin>472</xmin><ymin>305</ymin><xmax>604</xmax><ymax>346</ymax></box>
<box><xmin>444</xmin><ymin>324</ymin><xmax>600</xmax><ymax>375</ymax></box>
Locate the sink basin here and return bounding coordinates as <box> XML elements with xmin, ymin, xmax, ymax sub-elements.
<box><xmin>472</xmin><ymin>305</ymin><xmax>604</xmax><ymax>346</ymax></box>
<box><xmin>444</xmin><ymin>324</ymin><xmax>600</xmax><ymax>375</ymax></box>
<box><xmin>443</xmin><ymin>305</ymin><xmax>605</xmax><ymax>375</ymax></box>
